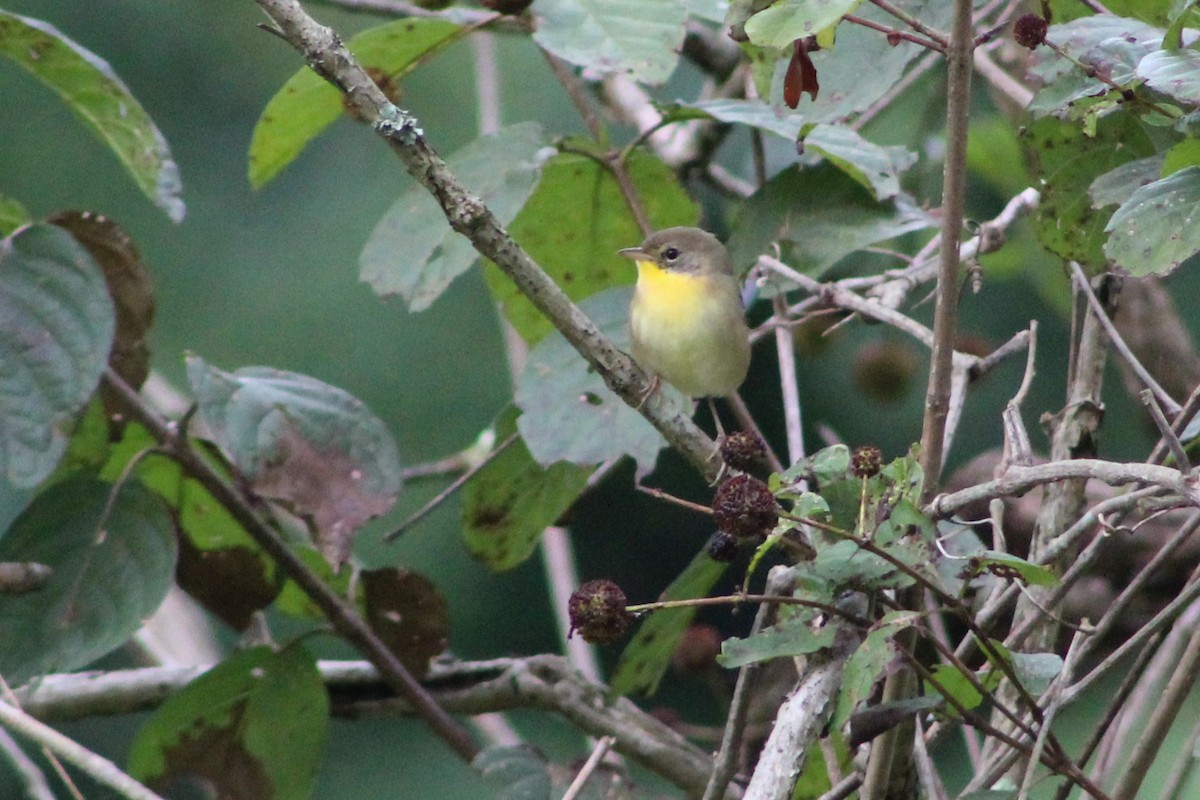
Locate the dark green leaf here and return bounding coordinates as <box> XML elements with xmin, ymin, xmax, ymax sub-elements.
<box><xmin>187</xmin><ymin>357</ymin><xmax>403</xmax><ymax>566</ymax></box>
<box><xmin>873</xmin><ymin>499</ymin><xmax>933</xmax><ymax>546</ymax></box>
<box><xmin>970</xmin><ymin>551</ymin><xmax>1059</xmax><ymax>588</ymax></box>
<box><xmin>473</xmin><ymin>745</ymin><xmax>552</xmax><ymax>800</ymax></box>
<box><xmin>719</xmin><ymin>610</ymin><xmax>836</xmax><ymax>668</ymax></box>
<box><xmin>1024</xmin><ymin>113</ymin><xmax>1155</xmax><ymax>271</ymax></box>
<box><xmin>808</xmin><ymin>539</ymin><xmax>919</xmax><ymax>591</ymax></box>
<box><xmin>532</xmin><ymin>0</ymin><xmax>685</xmax><ymax>85</ymax></box>
<box><xmin>1028</xmin><ymin>17</ymin><xmax>1160</xmax><ymax>117</ymax></box>
<box><xmin>726</xmin><ymin>163</ymin><xmax>934</xmax><ymax>277</ymax></box>
<box><xmin>360</xmin><ymin>123</ymin><xmax>552</xmax><ymax>311</ymax></box>
<box><xmin>611</xmin><ymin>550</ymin><xmax>727</xmax><ymax>696</ymax></box>
<box><xmin>924</xmin><ymin>662</ymin><xmax>987</xmax><ymax>713</ymax></box>
<box><xmin>463</xmin><ymin>407</ymin><xmax>592</xmax><ymax>572</ymax></box>
<box><xmin>1010</xmin><ymin>651</ymin><xmax>1064</xmax><ymax>695</ymax></box>
<box><xmin>0</xmin><ymin>194</ymin><xmax>30</xmax><ymax>236</ymax></box>
<box><xmin>1105</xmin><ymin>166</ymin><xmax>1200</xmax><ymax>275</ymax></box>
<box><xmin>514</xmin><ymin>288</ymin><xmax>679</xmax><ymax>476</ymax></box>
<box><xmin>486</xmin><ymin>151</ymin><xmax>699</xmax><ymax>343</ymax></box>
<box><xmin>0</xmin><ymin>225</ymin><xmax>115</xmax><ymax>488</ymax></box>
<box><xmin>0</xmin><ymin>476</ymin><xmax>175</xmax><ymax>685</ymax></box>
<box><xmin>1163</xmin><ymin>139</ymin><xmax>1200</xmax><ymax>176</ymax></box>
<box><xmin>248</xmin><ymin>18</ymin><xmax>464</xmax><ymax>188</ymax></box>
<box><xmin>0</xmin><ymin>12</ymin><xmax>184</xmax><ymax>221</ymax></box>
<box><xmin>129</xmin><ymin>644</ymin><xmax>329</xmax><ymax>800</ymax></box>
<box><xmin>743</xmin><ymin>0</ymin><xmax>858</xmax><ymax>49</ymax></box>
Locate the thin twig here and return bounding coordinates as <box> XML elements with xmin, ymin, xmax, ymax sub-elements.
<box><xmin>1149</xmin><ymin>381</ymin><xmax>1200</xmax><ymax>465</ymax></box>
<box><xmin>0</xmin><ymin>700</ymin><xmax>166</xmax><ymax>800</ymax></box>
<box><xmin>774</xmin><ymin>293</ymin><xmax>805</xmax><ymax>468</ymax></box>
<box><xmin>1142</xmin><ymin>390</ymin><xmax>1192</xmax><ymax>471</ymax></box>
<box><xmin>561</xmin><ymin>736</ymin><xmax>615</xmax><ymax>800</ymax></box>
<box><xmin>384</xmin><ymin>432</ymin><xmax>518</xmax><ymax>541</ymax></box>
<box><xmin>1070</xmin><ymin>261</ymin><xmax>1181</xmax><ymax>415</ymax></box>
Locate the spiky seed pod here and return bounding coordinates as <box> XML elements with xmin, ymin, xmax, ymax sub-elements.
<box><xmin>712</xmin><ymin>475</ymin><xmax>778</xmax><ymax>538</ymax></box>
<box><xmin>567</xmin><ymin>579</ymin><xmax>632</xmax><ymax>645</ymax></box>
<box><xmin>852</xmin><ymin>445</ymin><xmax>883</xmax><ymax>479</ymax></box>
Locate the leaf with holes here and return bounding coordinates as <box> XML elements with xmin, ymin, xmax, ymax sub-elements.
<box><xmin>129</xmin><ymin>644</ymin><xmax>328</xmax><ymax>800</ymax></box>
<box><xmin>1105</xmin><ymin>166</ymin><xmax>1200</xmax><ymax>276</ymax></box>
<box><xmin>360</xmin><ymin>568</ymin><xmax>449</xmax><ymax>678</ymax></box>
<box><xmin>187</xmin><ymin>357</ymin><xmax>403</xmax><ymax>567</ymax></box>
<box><xmin>514</xmin><ymin>288</ymin><xmax>677</xmax><ymax>476</ymax></box>
<box><xmin>463</xmin><ymin>407</ymin><xmax>591</xmax><ymax>572</ymax></box>
<box><xmin>0</xmin><ymin>476</ymin><xmax>175</xmax><ymax>685</ymax></box>
<box><xmin>0</xmin><ymin>224</ymin><xmax>115</xmax><ymax>488</ymax></box>
<box><xmin>611</xmin><ymin>549</ymin><xmax>727</xmax><ymax>696</ymax></box>
<box><xmin>0</xmin><ymin>12</ymin><xmax>184</xmax><ymax>221</ymax></box>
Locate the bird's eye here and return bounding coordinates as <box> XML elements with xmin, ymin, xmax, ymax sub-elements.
<box><xmin>663</xmin><ymin>247</ymin><xmax>680</xmax><ymax>261</ymax></box>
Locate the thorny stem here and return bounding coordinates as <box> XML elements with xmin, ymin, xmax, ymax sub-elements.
<box><xmin>101</xmin><ymin>369</ymin><xmax>481</xmax><ymax>763</ymax></box>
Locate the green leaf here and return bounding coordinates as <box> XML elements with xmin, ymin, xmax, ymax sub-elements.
<box><xmin>968</xmin><ymin>551</ymin><xmax>1059</xmax><ymax>588</ymax></box>
<box><xmin>463</xmin><ymin>407</ymin><xmax>592</xmax><ymax>571</ymax></box>
<box><xmin>1024</xmin><ymin>113</ymin><xmax>1155</xmax><ymax>272</ymax></box>
<box><xmin>610</xmin><ymin>550</ymin><xmax>727</xmax><ymax>696</ymax></box>
<box><xmin>248</xmin><ymin>18</ymin><xmax>464</xmax><ymax>188</ymax></box>
<box><xmin>0</xmin><ymin>476</ymin><xmax>176</xmax><ymax>685</ymax></box>
<box><xmin>1105</xmin><ymin>166</ymin><xmax>1200</xmax><ymax>275</ymax></box>
<box><xmin>1010</xmin><ymin>651</ymin><xmax>1064</xmax><ymax>695</ymax></box>
<box><xmin>743</xmin><ymin>0</ymin><xmax>859</xmax><ymax>49</ymax></box>
<box><xmin>486</xmin><ymin>151</ymin><xmax>699</xmax><ymax>343</ymax></box>
<box><xmin>361</xmin><ymin>123</ymin><xmax>553</xmax><ymax>311</ymax></box>
<box><xmin>1138</xmin><ymin>44</ymin><xmax>1200</xmax><ymax>105</ymax></box>
<box><xmin>685</xmin><ymin>0</ymin><xmax>729</xmax><ymax>23</ymax></box>
<box><xmin>474</xmin><ymin>745</ymin><xmax>552</xmax><ymax>800</ymax></box>
<box><xmin>0</xmin><ymin>224</ymin><xmax>115</xmax><ymax>488</ymax></box>
<box><xmin>725</xmin><ymin>163</ymin><xmax>935</xmax><ymax>277</ymax></box>
<box><xmin>129</xmin><ymin>644</ymin><xmax>329</xmax><ymax>800</ymax></box>
<box><xmin>686</xmin><ymin>98</ymin><xmax>804</xmax><ymax>140</ymax></box>
<box><xmin>0</xmin><ymin>12</ymin><xmax>184</xmax><ymax>221</ymax></box>
<box><xmin>514</xmin><ymin>288</ymin><xmax>679</xmax><ymax>475</ymax></box>
<box><xmin>833</xmin><ymin>610</ymin><xmax>917</xmax><ymax>727</ymax></box>
<box><xmin>924</xmin><ymin>662</ymin><xmax>992</xmax><ymax>713</ymax></box>
<box><xmin>719</xmin><ymin>610</ymin><xmax>836</xmax><ymax>668</ymax></box>
<box><xmin>807</xmin><ymin>539</ymin><xmax>919</xmax><ymax>591</ymax></box>
<box><xmin>0</xmin><ymin>194</ymin><xmax>30</xmax><ymax>236</ymax></box>
<box><xmin>1028</xmin><ymin>17</ymin><xmax>1160</xmax><ymax>117</ymax></box>
<box><xmin>803</xmin><ymin>124</ymin><xmax>916</xmax><ymax>200</ymax></box>
<box><xmin>531</xmin><ymin>0</ymin><xmax>686</xmax><ymax>86</ymax></box>
<box><xmin>187</xmin><ymin>357</ymin><xmax>403</xmax><ymax>565</ymax></box>
<box><xmin>1088</xmin><ymin>156</ymin><xmax>1165</xmax><ymax>208</ymax></box>
<box><xmin>1163</xmin><ymin>139</ymin><xmax>1200</xmax><ymax>176</ymax></box>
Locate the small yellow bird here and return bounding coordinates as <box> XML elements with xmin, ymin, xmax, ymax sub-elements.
<box><xmin>618</xmin><ymin>227</ymin><xmax>751</xmax><ymax>400</ymax></box>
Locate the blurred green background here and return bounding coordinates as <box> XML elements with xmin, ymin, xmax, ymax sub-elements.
<box><xmin>0</xmin><ymin>1</ymin><xmax>1177</xmax><ymax>797</ymax></box>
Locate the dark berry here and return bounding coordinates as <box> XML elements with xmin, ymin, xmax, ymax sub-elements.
<box><xmin>706</xmin><ymin>531</ymin><xmax>739</xmax><ymax>562</ymax></box>
<box><xmin>712</xmin><ymin>475</ymin><xmax>778</xmax><ymax>538</ymax></box>
<box><xmin>852</xmin><ymin>446</ymin><xmax>883</xmax><ymax>479</ymax></box>
<box><xmin>721</xmin><ymin>431</ymin><xmax>768</xmax><ymax>473</ymax></box>
<box><xmin>1013</xmin><ymin>14</ymin><xmax>1048</xmax><ymax>49</ymax></box>
<box><xmin>567</xmin><ymin>579</ymin><xmax>632</xmax><ymax>645</ymax></box>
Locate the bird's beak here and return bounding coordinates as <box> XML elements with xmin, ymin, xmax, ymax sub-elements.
<box><xmin>618</xmin><ymin>246</ymin><xmax>649</xmax><ymax>261</ymax></box>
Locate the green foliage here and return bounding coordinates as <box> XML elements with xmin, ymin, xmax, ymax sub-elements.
<box><xmin>1104</xmin><ymin>165</ymin><xmax>1200</xmax><ymax>275</ymax></box>
<box><xmin>0</xmin><ymin>194</ymin><xmax>30</xmax><ymax>236</ymax></box>
<box><xmin>248</xmin><ymin>18</ymin><xmax>465</xmax><ymax>188</ymax></box>
<box><xmin>0</xmin><ymin>11</ymin><xmax>183</xmax><ymax>221</ymax></box>
<box><xmin>742</xmin><ymin>0</ymin><xmax>860</xmax><ymax>49</ymax></box>
<box><xmin>0</xmin><ymin>224</ymin><xmax>115</xmax><ymax>488</ymax></box>
<box><xmin>0</xmin><ymin>476</ymin><xmax>176</xmax><ymax>685</ymax></box>
<box><xmin>834</xmin><ymin>611</ymin><xmax>918</xmax><ymax>727</ymax></box>
<box><xmin>463</xmin><ymin>406</ymin><xmax>592</xmax><ymax>571</ymax></box>
<box><xmin>719</xmin><ymin>609</ymin><xmax>837</xmax><ymax>668</ymax></box>
<box><xmin>361</xmin><ymin>122</ymin><xmax>553</xmax><ymax>311</ymax></box>
<box><xmin>129</xmin><ymin>644</ymin><xmax>329</xmax><ymax>800</ymax></box>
